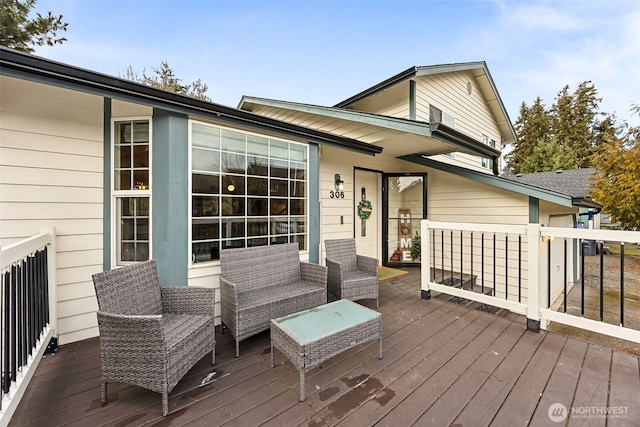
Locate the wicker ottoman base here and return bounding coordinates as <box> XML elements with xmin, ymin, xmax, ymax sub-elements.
<box><xmin>270</xmin><ymin>299</ymin><xmax>382</xmax><ymax>401</ymax></box>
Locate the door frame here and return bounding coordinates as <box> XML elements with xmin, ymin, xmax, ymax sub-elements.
<box><xmin>382</xmin><ymin>172</ymin><xmax>428</xmax><ymax>267</ymax></box>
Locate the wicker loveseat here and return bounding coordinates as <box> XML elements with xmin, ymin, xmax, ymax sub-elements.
<box><xmin>91</xmin><ymin>260</ymin><xmax>216</xmax><ymax>416</ymax></box>
<box><xmin>220</xmin><ymin>243</ymin><xmax>327</xmax><ymax>357</ymax></box>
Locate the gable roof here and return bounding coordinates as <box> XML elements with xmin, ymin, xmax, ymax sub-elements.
<box><xmin>503</xmin><ymin>168</ymin><xmax>601</xmax><ymax>208</ymax></box>
<box><xmin>0</xmin><ymin>47</ymin><xmax>382</xmax><ymax>156</ymax></box>
<box><xmin>334</xmin><ymin>62</ymin><xmax>517</xmax><ymax>147</ymax></box>
<box><xmin>239</xmin><ymin>96</ymin><xmax>501</xmax><ymax>164</ymax></box>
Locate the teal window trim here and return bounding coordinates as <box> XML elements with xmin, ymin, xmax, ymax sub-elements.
<box><xmin>409</xmin><ymin>80</ymin><xmax>416</xmax><ymax>121</ymax></box>
<box><xmin>308</xmin><ymin>144</ymin><xmax>320</xmax><ymax>263</ymax></box>
<box><xmin>529</xmin><ymin>197</ymin><xmax>539</xmax><ymax>224</ymax></box>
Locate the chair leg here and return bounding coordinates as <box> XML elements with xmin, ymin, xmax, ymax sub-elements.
<box><xmin>162</xmin><ymin>391</ymin><xmax>169</xmax><ymax>416</ymax></box>
<box><xmin>211</xmin><ymin>349</ymin><xmax>215</xmax><ymax>365</ymax></box>
<box><xmin>235</xmin><ymin>339</ymin><xmax>240</xmax><ymax>357</ymax></box>
<box><xmin>101</xmin><ymin>381</ymin><xmax>107</xmax><ymax>404</ymax></box>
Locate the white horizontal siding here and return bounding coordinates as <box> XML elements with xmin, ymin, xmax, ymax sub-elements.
<box><xmin>0</xmin><ymin>76</ymin><xmax>104</xmax><ymax>345</ymax></box>
<box><xmin>415</xmin><ymin>72</ymin><xmax>502</xmax><ymax>170</ymax></box>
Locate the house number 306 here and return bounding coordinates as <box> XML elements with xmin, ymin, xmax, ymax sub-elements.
<box><xmin>329</xmin><ymin>191</ymin><xmax>345</xmax><ymax>199</ymax></box>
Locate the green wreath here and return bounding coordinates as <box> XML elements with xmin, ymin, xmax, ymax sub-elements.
<box><xmin>357</xmin><ymin>199</ymin><xmax>373</xmax><ymax>220</ymax></box>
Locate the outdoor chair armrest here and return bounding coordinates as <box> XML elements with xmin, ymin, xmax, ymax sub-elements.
<box><xmin>357</xmin><ymin>255</ymin><xmax>378</xmax><ymax>275</ymax></box>
<box><xmin>220</xmin><ymin>276</ymin><xmax>239</xmax><ymax>309</ymax></box>
<box><xmin>161</xmin><ymin>287</ymin><xmax>215</xmax><ymax>316</ymax></box>
<box><xmin>96</xmin><ymin>311</ymin><xmax>165</xmax><ymax>351</ymax></box>
<box><xmin>300</xmin><ymin>262</ymin><xmax>328</xmax><ymax>287</ymax></box>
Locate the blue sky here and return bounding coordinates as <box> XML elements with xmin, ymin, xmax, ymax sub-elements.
<box><xmin>37</xmin><ymin>0</ymin><xmax>639</xmax><ymax>125</ymax></box>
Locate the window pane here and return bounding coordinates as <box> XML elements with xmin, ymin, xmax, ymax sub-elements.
<box><xmin>271</xmin><ymin>218</ymin><xmax>290</xmax><ymax>235</ymax></box>
<box><xmin>221</xmin><ymin>129</ymin><xmax>246</xmax><ymax>153</ymax></box>
<box><xmin>192</xmin><ymin>148</ymin><xmax>220</xmax><ymax>172</ymax></box>
<box><xmin>247</xmin><ymin>218</ymin><xmax>269</xmax><ymax>236</ymax></box>
<box><xmin>192</xmin><ymin>196</ymin><xmax>219</xmax><ymax>216</ymax></box>
<box><xmin>290</xmin><ymin>144</ymin><xmax>306</xmax><ymax>162</ymax></box>
<box><xmin>121</xmin><ymin>218</ymin><xmax>134</xmax><ymax>240</ymax></box>
<box><xmin>290</xmin><ymin>199</ymin><xmax>305</xmax><ymax>215</ymax></box>
<box><xmin>247</xmin><ymin>177</ymin><xmax>268</xmax><ymax>196</ymax></box>
<box><xmin>291</xmin><ymin>234</ymin><xmax>306</xmax><ymax>251</ymax></box>
<box><xmin>136</xmin><ymin>219</ymin><xmax>149</xmax><ymax>239</ymax></box>
<box><xmin>133</xmin><ymin>145</ymin><xmax>149</xmax><ymax>168</ymax></box>
<box><xmin>247</xmin><ymin>135</ymin><xmax>268</xmax><ymax>156</ymax></box>
<box><xmin>248</xmin><ymin>237</ymin><xmax>269</xmax><ymax>247</ymax></box>
<box><xmin>271</xmin><ymin>199</ymin><xmax>287</xmax><ymax>216</ymax></box>
<box><xmin>135</xmin><ymin>242</ymin><xmax>149</xmax><ymax>261</ymax></box>
<box><xmin>193</xmin><ymin>174</ymin><xmax>219</xmax><ymax>194</ymax></box>
<box><xmin>247</xmin><ymin>198</ymin><xmax>268</xmax><ymax>216</ymax></box>
<box><xmin>121</xmin><ymin>242</ymin><xmax>135</xmax><ymax>261</ymax></box>
<box><xmin>290</xmin><ymin>181</ymin><xmax>305</xmax><ymax>197</ymax></box>
<box><xmin>270</xmin><ymin>140</ymin><xmax>288</xmax><ymax>159</ymax></box>
<box><xmin>222</xmin><ymin>175</ymin><xmax>245</xmax><ymax>195</ymax></box>
<box><xmin>192</xmin><ymin>123</ymin><xmax>220</xmax><ymax>149</ymax></box>
<box><xmin>247</xmin><ymin>156</ymin><xmax>268</xmax><ymax>176</ymax></box>
<box><xmin>137</xmin><ymin>197</ymin><xmax>149</xmax><ymax>215</ymax></box>
<box><xmin>290</xmin><ymin>162</ymin><xmax>306</xmax><ymax>180</ymax></box>
<box><xmin>132</xmin><ymin>122</ymin><xmax>149</xmax><ymax>143</ymax></box>
<box><xmin>270</xmin><ymin>179</ymin><xmax>288</xmax><ymax>197</ymax></box>
<box><xmin>116</xmin><ymin>146</ymin><xmax>131</xmax><ymax>168</ymax></box>
<box><xmin>221</xmin><ymin>197</ymin><xmax>245</xmax><ymax>216</ymax></box>
<box><xmin>222</xmin><ymin>152</ymin><xmax>246</xmax><ymax>174</ymax></box>
<box><xmin>222</xmin><ymin>218</ymin><xmax>245</xmax><ymax>238</ymax></box>
<box><xmin>270</xmin><ymin>159</ymin><xmax>288</xmax><ymax>178</ymax></box>
<box><xmin>192</xmin><ymin>241</ymin><xmax>219</xmax><ymax>262</ymax></box>
<box><xmin>116</xmin><ymin>170</ymin><xmax>131</xmax><ymax>190</ymax></box>
<box><xmin>133</xmin><ymin>170</ymin><xmax>149</xmax><ymax>190</ymax></box>
<box><xmin>222</xmin><ymin>239</ymin><xmax>245</xmax><ymax>250</ymax></box>
<box><xmin>193</xmin><ymin>219</ymin><xmax>219</xmax><ymax>240</ymax></box>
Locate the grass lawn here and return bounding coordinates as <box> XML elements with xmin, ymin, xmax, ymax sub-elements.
<box><xmin>605</xmin><ymin>242</ymin><xmax>640</xmax><ymax>257</ymax></box>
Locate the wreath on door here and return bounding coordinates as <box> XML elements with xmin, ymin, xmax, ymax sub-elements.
<box><xmin>357</xmin><ymin>199</ymin><xmax>373</xmax><ymax>220</ymax></box>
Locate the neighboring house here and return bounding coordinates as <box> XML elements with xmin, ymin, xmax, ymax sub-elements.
<box><xmin>0</xmin><ymin>48</ymin><xmax>595</xmax><ymax>345</ymax></box>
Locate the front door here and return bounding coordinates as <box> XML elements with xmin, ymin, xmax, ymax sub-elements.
<box><xmin>354</xmin><ymin>169</ymin><xmax>381</xmax><ymax>260</ymax></box>
<box><xmin>384</xmin><ymin>173</ymin><xmax>427</xmax><ymax>266</ymax></box>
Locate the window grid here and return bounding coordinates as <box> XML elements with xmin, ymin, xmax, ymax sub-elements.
<box><xmin>190</xmin><ymin>122</ymin><xmax>308</xmax><ymax>263</ymax></box>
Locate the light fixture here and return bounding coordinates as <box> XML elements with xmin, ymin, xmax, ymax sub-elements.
<box><xmin>227</xmin><ymin>184</ymin><xmax>235</xmax><ymax>192</ymax></box>
<box><xmin>334</xmin><ymin>174</ymin><xmax>344</xmax><ymax>191</ymax></box>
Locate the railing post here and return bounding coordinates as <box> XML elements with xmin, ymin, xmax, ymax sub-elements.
<box><xmin>421</xmin><ymin>220</ymin><xmax>431</xmax><ymax>300</ymax></box>
<box><xmin>45</xmin><ymin>227</ymin><xmax>58</xmax><ymax>344</ymax></box>
<box><xmin>526</xmin><ymin>223</ymin><xmax>541</xmax><ymax>331</ymax></box>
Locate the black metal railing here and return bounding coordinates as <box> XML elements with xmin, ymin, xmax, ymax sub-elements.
<box><xmin>429</xmin><ymin>228</ymin><xmax>524</xmax><ymax>302</ymax></box>
<box><xmin>1</xmin><ymin>246</ymin><xmax>50</xmax><ymax>410</ymax></box>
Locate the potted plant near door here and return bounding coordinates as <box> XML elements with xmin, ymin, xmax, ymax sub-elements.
<box><xmin>411</xmin><ymin>231</ymin><xmax>421</xmax><ymax>262</ymax></box>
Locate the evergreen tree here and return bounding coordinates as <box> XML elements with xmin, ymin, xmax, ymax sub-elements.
<box><xmin>505</xmin><ymin>97</ymin><xmax>551</xmax><ymax>174</ymax></box>
<box><xmin>0</xmin><ymin>0</ymin><xmax>68</xmax><ymax>53</ymax></box>
<box><xmin>122</xmin><ymin>61</ymin><xmax>210</xmax><ymax>101</ymax></box>
<box><xmin>520</xmin><ymin>138</ymin><xmax>577</xmax><ymax>173</ymax></box>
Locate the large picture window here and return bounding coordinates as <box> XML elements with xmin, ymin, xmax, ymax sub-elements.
<box><xmin>112</xmin><ymin>119</ymin><xmax>151</xmax><ymax>265</ymax></box>
<box><xmin>190</xmin><ymin>122</ymin><xmax>307</xmax><ymax>263</ymax></box>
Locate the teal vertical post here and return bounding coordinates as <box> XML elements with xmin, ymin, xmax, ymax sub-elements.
<box><xmin>102</xmin><ymin>98</ymin><xmax>112</xmax><ymax>270</ymax></box>
<box><xmin>308</xmin><ymin>144</ymin><xmax>320</xmax><ymax>263</ymax></box>
<box><xmin>409</xmin><ymin>80</ymin><xmax>416</xmax><ymax>121</ymax></box>
<box><xmin>152</xmin><ymin>109</ymin><xmax>189</xmax><ymax>286</ymax></box>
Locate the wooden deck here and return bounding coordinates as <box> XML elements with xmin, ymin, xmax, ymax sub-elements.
<box><xmin>9</xmin><ymin>268</ymin><xmax>640</xmax><ymax>426</ymax></box>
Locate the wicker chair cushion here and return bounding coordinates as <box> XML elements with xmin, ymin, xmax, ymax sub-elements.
<box><xmin>162</xmin><ymin>313</ymin><xmax>213</xmax><ymax>350</ymax></box>
<box><xmin>93</xmin><ymin>260</ymin><xmax>163</xmax><ymax>315</ymax></box>
<box><xmin>237</xmin><ymin>280</ymin><xmax>325</xmax><ymax>309</ymax></box>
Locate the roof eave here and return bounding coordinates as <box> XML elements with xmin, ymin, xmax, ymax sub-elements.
<box><xmin>0</xmin><ymin>47</ymin><xmax>381</xmax><ymax>156</ymax></box>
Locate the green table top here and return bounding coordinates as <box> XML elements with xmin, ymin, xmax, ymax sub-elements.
<box><xmin>272</xmin><ymin>299</ymin><xmax>380</xmax><ymax>345</ymax></box>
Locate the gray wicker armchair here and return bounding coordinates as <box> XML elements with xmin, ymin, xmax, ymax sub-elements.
<box><xmin>91</xmin><ymin>260</ymin><xmax>216</xmax><ymax>416</ymax></box>
<box><xmin>324</xmin><ymin>238</ymin><xmax>379</xmax><ymax>307</ymax></box>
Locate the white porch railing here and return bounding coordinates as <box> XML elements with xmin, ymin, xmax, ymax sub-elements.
<box><xmin>0</xmin><ymin>228</ymin><xmax>57</xmax><ymax>427</ymax></box>
<box><xmin>421</xmin><ymin>220</ymin><xmax>640</xmax><ymax>345</ymax></box>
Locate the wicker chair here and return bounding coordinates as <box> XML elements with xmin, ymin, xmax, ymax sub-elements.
<box><xmin>324</xmin><ymin>238</ymin><xmax>379</xmax><ymax>307</ymax></box>
<box><xmin>91</xmin><ymin>260</ymin><xmax>216</xmax><ymax>416</ymax></box>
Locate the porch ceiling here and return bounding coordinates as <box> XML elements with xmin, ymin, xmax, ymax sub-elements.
<box><xmin>240</xmin><ymin>97</ymin><xmax>495</xmax><ymax>159</ymax></box>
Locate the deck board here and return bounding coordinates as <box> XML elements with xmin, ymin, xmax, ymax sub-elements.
<box><xmin>8</xmin><ymin>267</ymin><xmax>640</xmax><ymax>427</ymax></box>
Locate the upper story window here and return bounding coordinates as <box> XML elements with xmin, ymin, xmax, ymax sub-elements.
<box><xmin>190</xmin><ymin>122</ymin><xmax>308</xmax><ymax>264</ymax></box>
<box><xmin>112</xmin><ymin>119</ymin><xmax>151</xmax><ymax>265</ymax></box>
<box><xmin>481</xmin><ymin>137</ymin><xmax>496</xmax><ymax>168</ymax></box>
